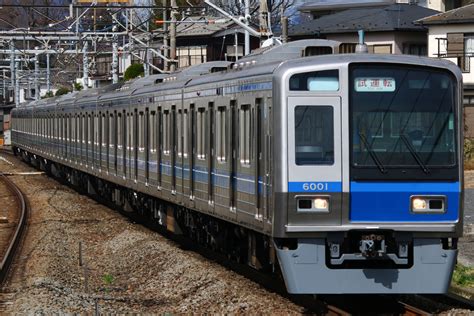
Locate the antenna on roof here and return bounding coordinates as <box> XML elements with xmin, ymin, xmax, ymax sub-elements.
<box><xmin>355</xmin><ymin>30</ymin><xmax>369</xmax><ymax>54</ymax></box>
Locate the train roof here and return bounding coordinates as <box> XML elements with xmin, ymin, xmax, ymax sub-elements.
<box><xmin>273</xmin><ymin>52</ymin><xmax>463</xmax><ymax>81</ymax></box>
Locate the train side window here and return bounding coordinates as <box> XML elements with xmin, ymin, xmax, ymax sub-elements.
<box><xmin>294</xmin><ymin>106</ymin><xmax>334</xmax><ymax>165</ymax></box>
<box><xmin>163</xmin><ymin>110</ymin><xmax>170</xmax><ymax>155</ymax></box>
<box><xmin>83</xmin><ymin>115</ymin><xmax>87</xmax><ymax>144</ymax></box>
<box><xmin>239</xmin><ymin>104</ymin><xmax>251</xmax><ymax>165</ymax></box>
<box><xmin>197</xmin><ymin>108</ymin><xmax>206</xmax><ymax>160</ymax></box>
<box><xmin>216</xmin><ymin>106</ymin><xmax>227</xmax><ymax>162</ymax></box>
<box><xmin>290</xmin><ymin>70</ymin><xmax>339</xmax><ymax>91</ymax></box>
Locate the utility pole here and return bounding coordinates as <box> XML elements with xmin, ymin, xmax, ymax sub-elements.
<box><xmin>170</xmin><ymin>0</ymin><xmax>177</xmax><ymax>72</ymax></box>
<box><xmin>259</xmin><ymin>0</ymin><xmax>270</xmax><ymax>39</ymax></box>
<box><xmin>163</xmin><ymin>0</ymin><xmax>169</xmax><ymax>71</ymax></box>
<box><xmin>144</xmin><ymin>19</ymin><xmax>150</xmax><ymax>77</ymax></box>
<box><xmin>83</xmin><ymin>41</ymin><xmax>89</xmax><ymax>89</ymax></box>
<box><xmin>244</xmin><ymin>0</ymin><xmax>250</xmax><ymax>55</ymax></box>
<box><xmin>10</xmin><ymin>41</ymin><xmax>15</xmax><ymax>90</ymax></box>
<box><xmin>15</xmin><ymin>61</ymin><xmax>19</xmax><ymax>107</ymax></box>
<box><xmin>281</xmin><ymin>7</ymin><xmax>288</xmax><ymax>44</ymax></box>
<box><xmin>46</xmin><ymin>52</ymin><xmax>51</xmax><ymax>94</ymax></box>
<box><xmin>34</xmin><ymin>47</ymin><xmax>40</xmax><ymax>100</ymax></box>
<box><xmin>112</xmin><ymin>37</ymin><xmax>119</xmax><ymax>84</ymax></box>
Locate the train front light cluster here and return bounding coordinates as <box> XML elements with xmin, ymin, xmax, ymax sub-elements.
<box><xmin>411</xmin><ymin>196</ymin><xmax>446</xmax><ymax>213</ymax></box>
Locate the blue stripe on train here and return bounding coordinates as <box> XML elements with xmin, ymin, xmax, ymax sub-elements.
<box><xmin>350</xmin><ymin>181</ymin><xmax>460</xmax><ymax>222</ymax></box>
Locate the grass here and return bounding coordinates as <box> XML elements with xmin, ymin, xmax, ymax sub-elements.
<box><xmin>452</xmin><ymin>264</ymin><xmax>474</xmax><ymax>288</ymax></box>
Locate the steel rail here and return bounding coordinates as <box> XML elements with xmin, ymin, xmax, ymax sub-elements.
<box><xmin>0</xmin><ymin>173</ymin><xmax>28</xmax><ymax>287</ymax></box>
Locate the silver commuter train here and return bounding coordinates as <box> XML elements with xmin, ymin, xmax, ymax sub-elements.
<box><xmin>11</xmin><ymin>39</ymin><xmax>464</xmax><ymax>294</ymax></box>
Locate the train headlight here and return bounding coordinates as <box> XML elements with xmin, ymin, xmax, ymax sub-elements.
<box><xmin>313</xmin><ymin>198</ymin><xmax>329</xmax><ymax>210</ymax></box>
<box><xmin>412</xmin><ymin>198</ymin><xmax>427</xmax><ymax>211</ymax></box>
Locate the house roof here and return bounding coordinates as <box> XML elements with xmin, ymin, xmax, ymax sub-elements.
<box><xmin>176</xmin><ymin>16</ymin><xmax>249</xmax><ymax>38</ymax></box>
<box><xmin>298</xmin><ymin>0</ymin><xmax>396</xmax><ymax>12</ymax></box>
<box><xmin>416</xmin><ymin>4</ymin><xmax>474</xmax><ymax>25</ymax></box>
<box><xmin>290</xmin><ymin>4</ymin><xmax>439</xmax><ymax>36</ymax></box>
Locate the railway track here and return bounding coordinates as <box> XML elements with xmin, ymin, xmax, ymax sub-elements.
<box><xmin>0</xmin><ymin>168</ymin><xmax>29</xmax><ymax>312</ymax></box>
<box><xmin>0</xmin><ymin>149</ymin><xmax>472</xmax><ymax>314</ymax></box>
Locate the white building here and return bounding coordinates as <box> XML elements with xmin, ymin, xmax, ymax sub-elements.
<box><xmin>417</xmin><ymin>4</ymin><xmax>474</xmax><ymax>137</ymax></box>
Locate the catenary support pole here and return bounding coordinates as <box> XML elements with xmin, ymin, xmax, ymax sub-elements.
<box><xmin>170</xmin><ymin>0</ymin><xmax>177</xmax><ymax>72</ymax></box>
<box><xmin>244</xmin><ymin>0</ymin><xmax>250</xmax><ymax>55</ymax></box>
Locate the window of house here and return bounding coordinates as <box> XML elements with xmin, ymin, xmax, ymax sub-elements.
<box><xmin>177</xmin><ymin>46</ymin><xmax>207</xmax><ymax>68</ymax></box>
<box><xmin>370</xmin><ymin>44</ymin><xmax>392</xmax><ymax>54</ymax></box>
<box><xmin>403</xmin><ymin>43</ymin><xmax>427</xmax><ymax>56</ymax></box>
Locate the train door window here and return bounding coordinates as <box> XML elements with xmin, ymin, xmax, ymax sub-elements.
<box><xmin>216</xmin><ymin>106</ymin><xmax>227</xmax><ymax>162</ymax></box>
<box><xmin>101</xmin><ymin>113</ymin><xmax>107</xmax><ymax>148</ymax></box>
<box><xmin>71</xmin><ymin>115</ymin><xmax>75</xmax><ymax>145</ymax></box>
<box><xmin>197</xmin><ymin>108</ymin><xmax>206</xmax><ymax>160</ymax></box>
<box><xmin>117</xmin><ymin>113</ymin><xmax>123</xmax><ymax>149</ymax></box>
<box><xmin>88</xmin><ymin>114</ymin><xmax>93</xmax><ymax>146</ymax></box>
<box><xmin>239</xmin><ymin>104</ymin><xmax>251</xmax><ymax>165</ymax></box>
<box><xmin>94</xmin><ymin>114</ymin><xmax>99</xmax><ymax>147</ymax></box>
<box><xmin>183</xmin><ymin>109</ymin><xmax>188</xmax><ymax>158</ymax></box>
<box><xmin>294</xmin><ymin>106</ymin><xmax>334</xmax><ymax>165</ymax></box>
<box><xmin>177</xmin><ymin>110</ymin><xmax>183</xmax><ymax>157</ymax></box>
<box><xmin>82</xmin><ymin>115</ymin><xmax>87</xmax><ymax>145</ymax></box>
<box><xmin>139</xmin><ymin>111</ymin><xmax>145</xmax><ymax>152</ymax></box>
<box><xmin>109</xmin><ymin>113</ymin><xmax>114</xmax><ymax>149</ymax></box>
<box><xmin>163</xmin><ymin>110</ymin><xmax>170</xmax><ymax>155</ymax></box>
<box><xmin>150</xmin><ymin>111</ymin><xmax>156</xmax><ymax>153</ymax></box>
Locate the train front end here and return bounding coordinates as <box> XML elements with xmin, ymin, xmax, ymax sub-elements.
<box><xmin>273</xmin><ymin>55</ymin><xmax>463</xmax><ymax>294</ymax></box>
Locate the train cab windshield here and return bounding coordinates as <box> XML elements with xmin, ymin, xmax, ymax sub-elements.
<box><xmin>349</xmin><ymin>64</ymin><xmax>458</xmax><ymax>180</ymax></box>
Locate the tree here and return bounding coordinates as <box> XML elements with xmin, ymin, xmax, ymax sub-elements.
<box><xmin>55</xmin><ymin>86</ymin><xmax>71</xmax><ymax>96</ymax></box>
<box><xmin>124</xmin><ymin>63</ymin><xmax>144</xmax><ymax>81</ymax></box>
<box><xmin>208</xmin><ymin>0</ymin><xmax>296</xmax><ymax>32</ymax></box>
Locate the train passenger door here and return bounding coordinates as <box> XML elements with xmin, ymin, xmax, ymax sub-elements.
<box><xmin>287</xmin><ymin>96</ymin><xmax>342</xmax><ymax>226</ymax></box>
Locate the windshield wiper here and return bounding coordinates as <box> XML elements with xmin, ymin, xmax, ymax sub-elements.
<box><xmin>400</xmin><ymin>134</ymin><xmax>430</xmax><ymax>174</ymax></box>
<box><xmin>358</xmin><ymin>132</ymin><xmax>387</xmax><ymax>174</ymax></box>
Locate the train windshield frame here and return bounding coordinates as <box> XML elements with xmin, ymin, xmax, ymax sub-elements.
<box><xmin>349</xmin><ymin>63</ymin><xmax>458</xmax><ymax>181</ymax></box>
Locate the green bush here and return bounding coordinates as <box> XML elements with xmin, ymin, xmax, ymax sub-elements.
<box><xmin>55</xmin><ymin>86</ymin><xmax>71</xmax><ymax>96</ymax></box>
<box><xmin>42</xmin><ymin>91</ymin><xmax>54</xmax><ymax>99</ymax></box>
<box><xmin>73</xmin><ymin>82</ymin><xmax>83</xmax><ymax>91</ymax></box>
<box><xmin>124</xmin><ymin>63</ymin><xmax>144</xmax><ymax>81</ymax></box>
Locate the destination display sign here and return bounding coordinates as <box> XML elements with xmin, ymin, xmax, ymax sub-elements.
<box><xmin>355</xmin><ymin>77</ymin><xmax>396</xmax><ymax>92</ymax></box>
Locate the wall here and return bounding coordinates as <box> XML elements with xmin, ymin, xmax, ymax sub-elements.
<box><xmin>326</xmin><ymin>31</ymin><xmax>427</xmax><ymax>54</ymax></box>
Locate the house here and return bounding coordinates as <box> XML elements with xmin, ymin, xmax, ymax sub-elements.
<box><xmin>174</xmin><ymin>16</ymin><xmax>260</xmax><ymax>68</ymax></box>
<box><xmin>298</xmin><ymin>0</ymin><xmax>470</xmax><ymax>17</ymax></box>
<box><xmin>416</xmin><ymin>4</ymin><xmax>474</xmax><ymax>137</ymax></box>
<box><xmin>290</xmin><ymin>3</ymin><xmax>439</xmax><ymax>55</ymax></box>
